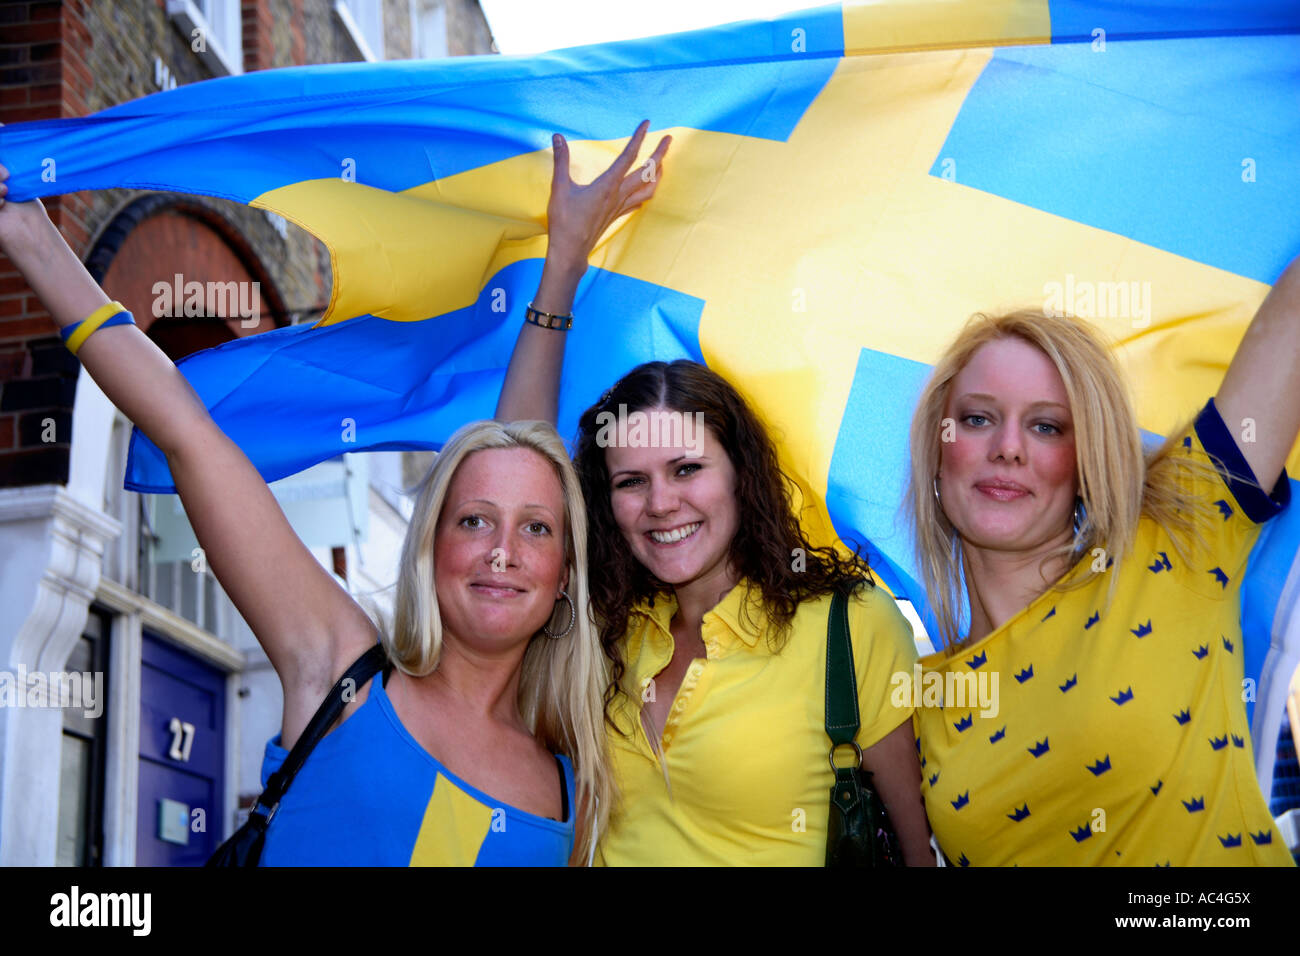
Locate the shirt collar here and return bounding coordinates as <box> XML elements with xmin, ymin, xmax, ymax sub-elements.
<box><xmin>630</xmin><ymin>579</ymin><xmax>767</xmax><ymax>652</ymax></box>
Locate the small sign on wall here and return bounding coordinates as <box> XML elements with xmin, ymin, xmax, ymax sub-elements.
<box><xmin>153</xmin><ymin>56</ymin><xmax>179</xmax><ymax>91</ymax></box>
<box><xmin>158</xmin><ymin>798</ymin><xmax>191</xmax><ymax>845</ymax></box>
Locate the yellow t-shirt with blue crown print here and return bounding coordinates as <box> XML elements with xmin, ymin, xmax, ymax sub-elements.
<box><xmin>914</xmin><ymin>399</ymin><xmax>1293</xmax><ymax>866</ymax></box>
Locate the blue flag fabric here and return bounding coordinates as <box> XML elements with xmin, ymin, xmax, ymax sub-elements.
<box><xmin>3</xmin><ymin>0</ymin><xmax>1299</xmax><ymax>793</ymax></box>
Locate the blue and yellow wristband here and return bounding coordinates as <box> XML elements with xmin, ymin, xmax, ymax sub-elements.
<box><xmin>59</xmin><ymin>301</ymin><xmax>136</xmax><ymax>355</ymax></box>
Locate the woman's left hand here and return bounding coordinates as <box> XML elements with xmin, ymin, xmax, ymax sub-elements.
<box><xmin>497</xmin><ymin>122</ymin><xmax>671</xmax><ymax>425</ymax></box>
<box><xmin>543</xmin><ymin>120</ymin><xmax>672</xmax><ymax>278</ymax></box>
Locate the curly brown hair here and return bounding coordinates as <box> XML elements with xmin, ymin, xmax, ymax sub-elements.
<box><xmin>573</xmin><ymin>360</ymin><xmax>873</xmax><ymax>728</ymax></box>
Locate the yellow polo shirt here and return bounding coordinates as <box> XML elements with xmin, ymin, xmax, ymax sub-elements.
<box><xmin>596</xmin><ymin>578</ymin><xmax>917</xmax><ymax>866</ymax></box>
<box><xmin>915</xmin><ymin>400</ymin><xmax>1293</xmax><ymax>866</ymax></box>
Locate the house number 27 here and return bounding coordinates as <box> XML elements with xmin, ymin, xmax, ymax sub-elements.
<box><xmin>168</xmin><ymin>717</ymin><xmax>195</xmax><ymax>762</ymax></box>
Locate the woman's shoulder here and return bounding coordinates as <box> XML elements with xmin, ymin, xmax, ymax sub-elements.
<box><xmin>844</xmin><ymin>578</ymin><xmax>914</xmax><ymax>629</ymax></box>
<box><xmin>785</xmin><ymin>578</ymin><xmax>916</xmax><ymax>656</ymax></box>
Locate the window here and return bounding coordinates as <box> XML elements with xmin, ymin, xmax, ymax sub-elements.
<box><xmin>166</xmin><ymin>0</ymin><xmax>244</xmax><ymax>76</ymax></box>
<box><xmin>335</xmin><ymin>0</ymin><xmax>386</xmax><ymax>61</ymax></box>
<box><xmin>141</xmin><ymin>493</ymin><xmax>231</xmax><ymax>636</ymax></box>
<box><xmin>56</xmin><ymin>611</ymin><xmax>110</xmax><ymax>866</ymax></box>
<box><xmin>412</xmin><ymin>1</ymin><xmax>448</xmax><ymax>60</ymax></box>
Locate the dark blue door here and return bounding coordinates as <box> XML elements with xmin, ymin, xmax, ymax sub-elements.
<box><xmin>137</xmin><ymin>632</ymin><xmax>227</xmax><ymax>865</ymax></box>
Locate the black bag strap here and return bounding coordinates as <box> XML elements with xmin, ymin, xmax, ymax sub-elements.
<box><xmin>825</xmin><ymin>581</ymin><xmax>863</xmax><ymax>751</ymax></box>
<box><xmin>251</xmin><ymin>643</ymin><xmax>388</xmax><ymax>826</ymax></box>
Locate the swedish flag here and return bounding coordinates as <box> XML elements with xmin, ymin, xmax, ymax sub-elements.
<box><xmin>4</xmin><ymin>0</ymin><xmax>1298</xmax><ymax>791</ymax></box>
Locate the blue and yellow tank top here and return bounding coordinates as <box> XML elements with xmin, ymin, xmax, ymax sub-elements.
<box><xmin>259</xmin><ymin>673</ymin><xmax>575</xmax><ymax>866</ymax></box>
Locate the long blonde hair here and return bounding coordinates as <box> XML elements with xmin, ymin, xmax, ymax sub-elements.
<box><xmin>907</xmin><ymin>310</ymin><xmax>1215</xmax><ymax>648</ymax></box>
<box><xmin>384</xmin><ymin>419</ymin><xmax>611</xmax><ymax>863</ymax></box>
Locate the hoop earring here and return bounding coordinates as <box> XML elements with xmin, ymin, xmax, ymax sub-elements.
<box><xmin>932</xmin><ymin>476</ymin><xmax>941</xmax><ymax>505</ymax></box>
<box><xmin>543</xmin><ymin>589</ymin><xmax>576</xmax><ymax>639</ymax></box>
<box><xmin>1072</xmin><ymin>497</ymin><xmax>1085</xmax><ymax>537</ymax></box>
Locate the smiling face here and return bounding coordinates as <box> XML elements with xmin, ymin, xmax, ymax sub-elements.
<box><xmin>433</xmin><ymin>447</ymin><xmax>569</xmax><ymax>653</ymax></box>
<box><xmin>939</xmin><ymin>337</ymin><xmax>1079</xmax><ymax>554</ymax></box>
<box><xmin>604</xmin><ymin>408</ymin><xmax>740</xmax><ymax>598</ymax></box>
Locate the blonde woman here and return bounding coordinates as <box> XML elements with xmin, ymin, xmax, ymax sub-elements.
<box><xmin>0</xmin><ymin>136</ymin><xmax>658</xmax><ymax>863</ymax></box>
<box><xmin>907</xmin><ymin>267</ymin><xmax>1300</xmax><ymax>865</ymax></box>
<box><xmin>256</xmin><ymin>418</ymin><xmax>610</xmax><ymax>865</ymax></box>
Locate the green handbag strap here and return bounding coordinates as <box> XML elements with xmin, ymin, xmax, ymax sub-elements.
<box><xmin>824</xmin><ymin>578</ymin><xmax>902</xmax><ymax>867</ymax></box>
<box><xmin>825</xmin><ymin>581</ymin><xmax>862</xmax><ymax>751</ymax></box>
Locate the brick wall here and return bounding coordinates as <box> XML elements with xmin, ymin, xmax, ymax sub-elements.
<box><xmin>0</xmin><ymin>0</ymin><xmax>494</xmax><ymax>490</ymax></box>
<box><xmin>0</xmin><ymin>0</ymin><xmax>334</xmax><ymax>488</ymax></box>
<box><xmin>303</xmin><ymin>0</ymin><xmax>363</xmax><ymax>63</ymax></box>
<box><xmin>1</xmin><ymin>1</ymin><xmax>91</xmax><ymax>485</ymax></box>
<box><xmin>383</xmin><ymin>0</ymin><xmax>411</xmax><ymax>60</ymax></box>
<box><xmin>446</xmin><ymin>0</ymin><xmax>494</xmax><ymax>57</ymax></box>
<box><xmin>242</xmin><ymin>0</ymin><xmax>275</xmax><ymax>72</ymax></box>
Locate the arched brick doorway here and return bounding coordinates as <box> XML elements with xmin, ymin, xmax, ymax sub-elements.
<box><xmin>86</xmin><ymin>195</ymin><xmax>289</xmax><ymax>359</ymax></box>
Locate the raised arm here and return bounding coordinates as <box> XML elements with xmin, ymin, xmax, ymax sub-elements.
<box><xmin>0</xmin><ymin>174</ymin><xmax>376</xmax><ymax>746</ymax></box>
<box><xmin>496</xmin><ymin>121</ymin><xmax>670</xmax><ymax>423</ymax></box>
<box><xmin>1215</xmin><ymin>251</ymin><xmax>1300</xmax><ymax>488</ymax></box>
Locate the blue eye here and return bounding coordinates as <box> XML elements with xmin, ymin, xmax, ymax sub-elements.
<box><xmin>962</xmin><ymin>414</ymin><xmax>989</xmax><ymax>427</ymax></box>
<box><xmin>1034</xmin><ymin>422</ymin><xmax>1062</xmax><ymax>436</ymax></box>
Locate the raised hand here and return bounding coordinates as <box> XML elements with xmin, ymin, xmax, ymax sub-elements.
<box><xmin>496</xmin><ymin>122</ymin><xmax>671</xmax><ymax>425</ymax></box>
<box><xmin>0</xmin><ymin>161</ymin><xmax>51</xmax><ymax>251</ymax></box>
<box><xmin>544</xmin><ymin>120</ymin><xmax>672</xmax><ymax>274</ymax></box>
